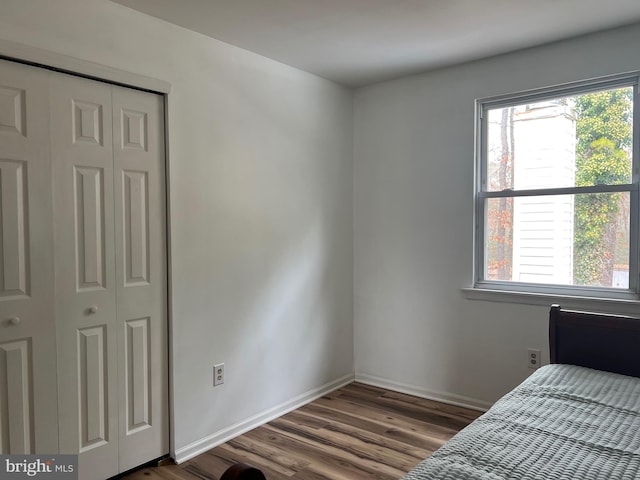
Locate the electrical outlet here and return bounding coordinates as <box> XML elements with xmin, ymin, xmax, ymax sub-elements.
<box><xmin>213</xmin><ymin>363</ymin><xmax>224</xmax><ymax>386</ymax></box>
<box><xmin>528</xmin><ymin>349</ymin><xmax>541</xmax><ymax>369</ymax></box>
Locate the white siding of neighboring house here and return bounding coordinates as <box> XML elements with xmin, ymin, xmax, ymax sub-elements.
<box><xmin>512</xmin><ymin>102</ymin><xmax>576</xmax><ymax>284</ymax></box>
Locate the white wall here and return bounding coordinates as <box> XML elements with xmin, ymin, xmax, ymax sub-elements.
<box><xmin>354</xmin><ymin>23</ymin><xmax>640</xmax><ymax>408</ymax></box>
<box><xmin>0</xmin><ymin>0</ymin><xmax>353</xmax><ymax>460</ymax></box>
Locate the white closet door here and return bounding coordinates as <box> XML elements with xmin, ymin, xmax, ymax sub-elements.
<box><xmin>51</xmin><ymin>74</ymin><xmax>168</xmax><ymax>479</ymax></box>
<box><xmin>0</xmin><ymin>60</ymin><xmax>58</xmax><ymax>454</ymax></box>
<box><xmin>112</xmin><ymin>86</ymin><xmax>168</xmax><ymax>472</ymax></box>
<box><xmin>51</xmin><ymin>73</ymin><xmax>120</xmax><ymax>480</ymax></box>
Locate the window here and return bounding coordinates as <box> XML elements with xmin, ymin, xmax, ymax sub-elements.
<box><xmin>475</xmin><ymin>75</ymin><xmax>639</xmax><ymax>299</ymax></box>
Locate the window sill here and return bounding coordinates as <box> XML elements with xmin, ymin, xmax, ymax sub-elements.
<box><xmin>461</xmin><ymin>287</ymin><xmax>640</xmax><ymax>315</ymax></box>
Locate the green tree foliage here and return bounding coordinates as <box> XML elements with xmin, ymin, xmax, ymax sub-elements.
<box><xmin>574</xmin><ymin>88</ymin><xmax>632</xmax><ymax>286</ymax></box>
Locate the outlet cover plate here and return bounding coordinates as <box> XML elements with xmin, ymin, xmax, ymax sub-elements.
<box><xmin>528</xmin><ymin>349</ymin><xmax>541</xmax><ymax>369</ymax></box>
<box><xmin>214</xmin><ymin>363</ymin><xmax>224</xmax><ymax>386</ymax></box>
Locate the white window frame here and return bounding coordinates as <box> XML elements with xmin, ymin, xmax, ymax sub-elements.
<box><xmin>474</xmin><ymin>73</ymin><xmax>640</xmax><ymax>300</ymax></box>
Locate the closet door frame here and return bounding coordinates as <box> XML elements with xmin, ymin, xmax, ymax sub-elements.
<box><xmin>0</xmin><ymin>40</ymin><xmax>174</xmax><ymax>461</ymax></box>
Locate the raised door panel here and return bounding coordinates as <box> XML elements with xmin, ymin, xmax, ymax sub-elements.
<box><xmin>0</xmin><ymin>159</ymin><xmax>29</xmax><ymax>299</ymax></box>
<box><xmin>122</xmin><ymin>170</ymin><xmax>150</xmax><ymax>287</ymax></box>
<box><xmin>0</xmin><ymin>60</ymin><xmax>58</xmax><ymax>455</ymax></box>
<box><xmin>74</xmin><ymin>166</ymin><xmax>107</xmax><ymax>291</ymax></box>
<box><xmin>112</xmin><ymin>86</ymin><xmax>168</xmax><ymax>471</ymax></box>
<box><xmin>0</xmin><ymin>85</ymin><xmax>26</xmax><ymax>137</ymax></box>
<box><xmin>77</xmin><ymin>326</ymin><xmax>108</xmax><ymax>452</ymax></box>
<box><xmin>0</xmin><ymin>339</ymin><xmax>32</xmax><ymax>453</ymax></box>
<box><xmin>50</xmin><ymin>73</ymin><xmax>119</xmax><ymax>480</ymax></box>
<box><xmin>124</xmin><ymin>317</ymin><xmax>150</xmax><ymax>434</ymax></box>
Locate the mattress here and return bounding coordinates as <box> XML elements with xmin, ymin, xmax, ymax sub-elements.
<box><xmin>403</xmin><ymin>364</ymin><xmax>640</xmax><ymax>480</ymax></box>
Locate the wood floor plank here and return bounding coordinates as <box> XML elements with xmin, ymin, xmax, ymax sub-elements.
<box><xmin>216</xmin><ymin>437</ymin><xmax>301</xmax><ymax>476</ymax></box>
<box><xmin>183</xmin><ymin>453</ymin><xmax>235</xmax><ymax>480</ymax></box>
<box><xmin>321</xmin><ymin>418</ymin><xmax>431</xmax><ymax>459</ymax></box>
<box><xmin>380</xmin><ymin>390</ymin><xmax>482</xmax><ymax>422</ymax></box>
<box><xmin>269</xmin><ymin>416</ymin><xmax>423</xmax><ymax>473</ymax></box>
<box><xmin>180</xmin><ymin>459</ymin><xmax>220</xmax><ymax>480</ymax></box>
<box><xmin>334</xmin><ymin>391</ymin><xmax>472</xmax><ymax>430</ymax></box>
<box><xmin>274</xmin><ymin>407</ymin><xmax>432</xmax><ymax>461</ymax></box>
<box><xmin>120</xmin><ymin>382</ymin><xmax>483</xmax><ymax>480</ymax></box>
<box><xmin>279</xmin><ymin>409</ymin><xmax>331</xmax><ymax>430</ymax></box>
<box><xmin>124</xmin><ymin>464</ymin><xmax>202</xmax><ymax>480</ymax></box>
<box><xmin>311</xmin><ymin>396</ymin><xmax>461</xmax><ymax>440</ymax></box>
<box><xmin>338</xmin><ymin>381</ymin><xmax>481</xmax><ymax>427</ymax></box>
<box><xmin>298</xmin><ymin>401</ymin><xmax>448</xmax><ymax>451</ymax></box>
<box><xmin>253</xmin><ymin>423</ymin><xmax>404</xmax><ymax>479</ymax></box>
<box><xmin>226</xmin><ymin>431</ymin><xmax>311</xmax><ymax>474</ymax></box>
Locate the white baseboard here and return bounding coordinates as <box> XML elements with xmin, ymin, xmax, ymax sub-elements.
<box><xmin>173</xmin><ymin>373</ymin><xmax>355</xmax><ymax>463</ymax></box>
<box><xmin>355</xmin><ymin>373</ymin><xmax>493</xmax><ymax>412</ymax></box>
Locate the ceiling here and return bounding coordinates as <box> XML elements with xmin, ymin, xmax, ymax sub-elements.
<box><xmin>111</xmin><ymin>0</ymin><xmax>640</xmax><ymax>87</ymax></box>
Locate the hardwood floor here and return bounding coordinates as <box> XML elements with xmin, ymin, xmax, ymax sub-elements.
<box><xmin>122</xmin><ymin>382</ymin><xmax>483</xmax><ymax>480</ymax></box>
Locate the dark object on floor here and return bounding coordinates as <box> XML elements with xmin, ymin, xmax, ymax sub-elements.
<box><xmin>220</xmin><ymin>463</ymin><xmax>267</xmax><ymax>480</ymax></box>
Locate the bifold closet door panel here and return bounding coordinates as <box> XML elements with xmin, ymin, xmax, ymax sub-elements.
<box><xmin>112</xmin><ymin>86</ymin><xmax>168</xmax><ymax>472</ymax></box>
<box><xmin>0</xmin><ymin>60</ymin><xmax>58</xmax><ymax>454</ymax></box>
<box><xmin>50</xmin><ymin>73</ymin><xmax>120</xmax><ymax>480</ymax></box>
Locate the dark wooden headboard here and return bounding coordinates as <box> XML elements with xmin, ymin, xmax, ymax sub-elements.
<box><xmin>549</xmin><ymin>304</ymin><xmax>640</xmax><ymax>378</ymax></box>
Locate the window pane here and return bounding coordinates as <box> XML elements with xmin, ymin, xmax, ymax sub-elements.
<box><xmin>485</xmin><ymin>192</ymin><xmax>630</xmax><ymax>288</ymax></box>
<box><xmin>486</xmin><ymin>87</ymin><xmax>633</xmax><ymax>192</ymax></box>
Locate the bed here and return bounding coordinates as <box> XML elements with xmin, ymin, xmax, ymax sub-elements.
<box><xmin>402</xmin><ymin>304</ymin><xmax>640</xmax><ymax>480</ymax></box>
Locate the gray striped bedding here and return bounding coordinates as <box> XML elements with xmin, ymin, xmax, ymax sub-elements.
<box><xmin>403</xmin><ymin>364</ymin><xmax>640</xmax><ymax>480</ymax></box>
